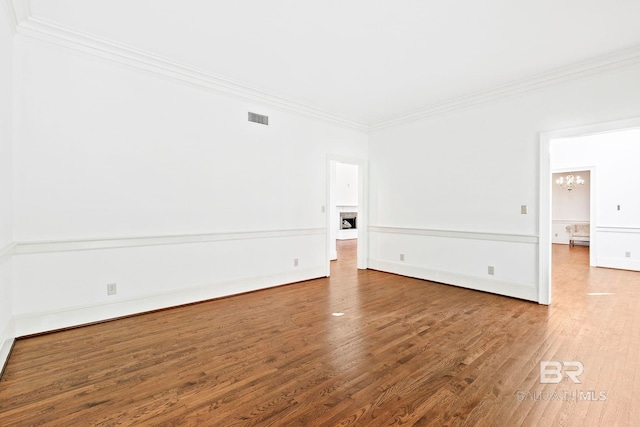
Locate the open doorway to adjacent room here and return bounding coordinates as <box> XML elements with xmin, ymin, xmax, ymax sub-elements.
<box><xmin>327</xmin><ymin>159</ymin><xmax>364</xmax><ymax>274</ymax></box>
<box><xmin>540</xmin><ymin>119</ymin><xmax>640</xmax><ymax>304</ymax></box>
<box><xmin>551</xmin><ymin>168</ymin><xmax>592</xmax><ymax>252</ymax></box>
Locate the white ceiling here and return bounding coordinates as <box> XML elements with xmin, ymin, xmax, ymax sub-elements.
<box><xmin>25</xmin><ymin>0</ymin><xmax>640</xmax><ymax>126</ymax></box>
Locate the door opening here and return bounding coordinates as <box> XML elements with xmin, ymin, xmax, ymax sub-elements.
<box><xmin>327</xmin><ymin>157</ymin><xmax>367</xmax><ymax>276</ymax></box>
<box><xmin>540</xmin><ymin>117</ymin><xmax>640</xmax><ymax>304</ymax></box>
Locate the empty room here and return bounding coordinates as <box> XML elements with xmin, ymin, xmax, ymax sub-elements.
<box><xmin>1</xmin><ymin>1</ymin><xmax>640</xmax><ymax>425</ymax></box>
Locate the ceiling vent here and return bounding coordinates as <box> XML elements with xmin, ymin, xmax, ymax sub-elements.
<box><xmin>248</xmin><ymin>112</ymin><xmax>269</xmax><ymax>125</ymax></box>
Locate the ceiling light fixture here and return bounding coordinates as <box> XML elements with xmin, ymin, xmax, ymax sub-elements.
<box><xmin>555</xmin><ymin>173</ymin><xmax>584</xmax><ymax>191</ymax></box>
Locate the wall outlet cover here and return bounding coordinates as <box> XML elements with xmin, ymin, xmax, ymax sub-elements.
<box><xmin>107</xmin><ymin>283</ymin><xmax>117</xmax><ymax>295</ymax></box>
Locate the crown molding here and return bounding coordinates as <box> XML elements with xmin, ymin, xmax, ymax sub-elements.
<box><xmin>13</xmin><ymin>14</ymin><xmax>369</xmax><ymax>131</ymax></box>
<box><xmin>8</xmin><ymin>0</ymin><xmax>640</xmax><ymax>133</ymax></box>
<box><xmin>369</xmin><ymin>44</ymin><xmax>640</xmax><ymax>132</ymax></box>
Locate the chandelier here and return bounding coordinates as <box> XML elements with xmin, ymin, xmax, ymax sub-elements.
<box><xmin>555</xmin><ymin>173</ymin><xmax>584</xmax><ymax>191</ymax></box>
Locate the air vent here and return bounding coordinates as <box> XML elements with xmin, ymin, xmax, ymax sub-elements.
<box><xmin>248</xmin><ymin>112</ymin><xmax>269</xmax><ymax>125</ymax></box>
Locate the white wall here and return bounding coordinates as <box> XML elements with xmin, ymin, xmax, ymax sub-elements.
<box><xmin>335</xmin><ymin>162</ymin><xmax>358</xmax><ymax>206</ymax></box>
<box><xmin>0</xmin><ymin>2</ymin><xmax>14</xmax><ymax>368</ymax></box>
<box><xmin>552</xmin><ymin>129</ymin><xmax>640</xmax><ymax>270</ymax></box>
<box><xmin>10</xmin><ymin>37</ymin><xmax>368</xmax><ymax>335</ymax></box>
<box><xmin>552</xmin><ymin>171</ymin><xmax>590</xmax><ymax>244</ymax></box>
<box><xmin>335</xmin><ymin>162</ymin><xmax>358</xmax><ymax>241</ymax></box>
<box><xmin>368</xmin><ymin>62</ymin><xmax>640</xmax><ymax>302</ymax></box>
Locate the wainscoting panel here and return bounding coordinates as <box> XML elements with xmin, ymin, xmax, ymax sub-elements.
<box><xmin>368</xmin><ymin>227</ymin><xmax>539</xmax><ymax>302</ymax></box>
<box><xmin>596</xmin><ymin>227</ymin><xmax>640</xmax><ymax>271</ymax></box>
<box><xmin>11</xmin><ymin>229</ymin><xmax>327</xmax><ymax>336</ymax></box>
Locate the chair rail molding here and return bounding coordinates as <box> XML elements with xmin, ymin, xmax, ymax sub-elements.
<box><xmin>368</xmin><ymin>225</ymin><xmax>538</xmax><ymax>244</ymax></box>
<box><xmin>12</xmin><ymin>228</ymin><xmax>326</xmax><ymax>255</ymax></box>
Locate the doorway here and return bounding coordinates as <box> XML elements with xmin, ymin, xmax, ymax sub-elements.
<box><xmin>551</xmin><ymin>168</ymin><xmax>593</xmax><ymax>255</ymax></box>
<box><xmin>326</xmin><ymin>156</ymin><xmax>367</xmax><ymax>276</ymax></box>
<box><xmin>539</xmin><ymin>117</ymin><xmax>640</xmax><ymax>304</ymax></box>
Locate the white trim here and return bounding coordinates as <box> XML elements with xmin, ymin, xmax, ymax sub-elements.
<box><xmin>1</xmin><ymin>0</ymin><xmax>17</xmax><ymax>35</ymax></box>
<box><xmin>357</xmin><ymin>159</ymin><xmax>369</xmax><ymax>270</ymax></box>
<box><xmin>2</xmin><ymin>0</ymin><xmax>30</xmax><ymax>36</ymax></box>
<box><xmin>596</xmin><ymin>257</ymin><xmax>640</xmax><ymax>272</ymax></box>
<box><xmin>544</xmin><ymin>117</ymin><xmax>640</xmax><ymax>139</ymax></box>
<box><xmin>0</xmin><ymin>317</ymin><xmax>15</xmax><ymax>373</ymax></box>
<box><xmin>370</xmin><ymin>45</ymin><xmax>640</xmax><ymax>131</ymax></box>
<box><xmin>368</xmin><ymin>259</ymin><xmax>538</xmax><ymax>302</ymax></box>
<box><xmin>15</xmin><ymin>16</ymin><xmax>368</xmax><ymax>131</ymax></box>
<box><xmin>13</xmin><ymin>266</ymin><xmax>325</xmax><ymax>337</ymax></box>
<box><xmin>597</xmin><ymin>226</ymin><xmax>640</xmax><ymax>234</ymax></box>
<box><xmin>7</xmin><ymin>2</ymin><xmax>640</xmax><ymax>131</ymax></box>
<box><xmin>369</xmin><ymin>226</ymin><xmax>538</xmax><ymax>244</ymax></box>
<box><xmin>552</xmin><ymin>219</ymin><xmax>590</xmax><ymax>224</ymax></box>
<box><xmin>13</xmin><ymin>228</ymin><xmax>325</xmax><ymax>255</ymax></box>
<box><xmin>9</xmin><ymin>0</ymin><xmax>28</xmax><ymax>23</ymax></box>
<box><xmin>539</xmin><ymin>132</ymin><xmax>552</xmax><ymax>304</ymax></box>
<box><xmin>540</xmin><ymin>117</ymin><xmax>640</xmax><ymax>306</ymax></box>
<box><xmin>0</xmin><ymin>243</ymin><xmax>15</xmax><ymax>265</ymax></box>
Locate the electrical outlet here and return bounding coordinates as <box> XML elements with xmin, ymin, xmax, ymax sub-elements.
<box><xmin>400</xmin><ymin>254</ymin><xmax>405</xmax><ymax>262</ymax></box>
<box><xmin>294</xmin><ymin>258</ymin><xmax>299</xmax><ymax>267</ymax></box>
<box><xmin>521</xmin><ymin>205</ymin><xmax>528</xmax><ymax>214</ymax></box>
<box><xmin>617</xmin><ymin>205</ymin><xmax>621</xmax><ymax>211</ymax></box>
<box><xmin>625</xmin><ymin>251</ymin><xmax>631</xmax><ymax>258</ymax></box>
<box><xmin>488</xmin><ymin>266</ymin><xmax>495</xmax><ymax>275</ymax></box>
<box><xmin>107</xmin><ymin>283</ymin><xmax>117</xmax><ymax>296</ymax></box>
<box><xmin>555</xmin><ymin>233</ymin><xmax>558</xmax><ymax>237</ymax></box>
<box><xmin>321</xmin><ymin>205</ymin><xmax>325</xmax><ymax>213</ymax></box>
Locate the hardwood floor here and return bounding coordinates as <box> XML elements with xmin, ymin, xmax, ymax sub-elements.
<box><xmin>1</xmin><ymin>241</ymin><xmax>639</xmax><ymax>426</ymax></box>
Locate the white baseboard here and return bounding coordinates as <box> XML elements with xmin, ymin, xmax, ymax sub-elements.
<box><xmin>0</xmin><ymin>318</ymin><xmax>15</xmax><ymax>375</ymax></box>
<box><xmin>14</xmin><ymin>266</ymin><xmax>325</xmax><ymax>337</ymax></box>
<box><xmin>368</xmin><ymin>258</ymin><xmax>538</xmax><ymax>302</ymax></box>
<box><xmin>597</xmin><ymin>257</ymin><xmax>640</xmax><ymax>272</ymax></box>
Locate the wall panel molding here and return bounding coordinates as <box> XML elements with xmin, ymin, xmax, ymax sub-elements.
<box><xmin>369</xmin><ymin>225</ymin><xmax>538</xmax><ymax>244</ymax></box>
<box><xmin>368</xmin><ymin>259</ymin><xmax>537</xmax><ymax>302</ymax></box>
<box><xmin>597</xmin><ymin>226</ymin><xmax>640</xmax><ymax>234</ymax></box>
<box><xmin>596</xmin><ymin>257</ymin><xmax>640</xmax><ymax>272</ymax></box>
<box><xmin>0</xmin><ymin>243</ymin><xmax>15</xmax><ymax>265</ymax></box>
<box><xmin>552</xmin><ymin>219</ymin><xmax>590</xmax><ymax>225</ymax></box>
<box><xmin>13</xmin><ymin>265</ymin><xmax>325</xmax><ymax>337</ymax></box>
<box><xmin>13</xmin><ymin>228</ymin><xmax>326</xmax><ymax>255</ymax></box>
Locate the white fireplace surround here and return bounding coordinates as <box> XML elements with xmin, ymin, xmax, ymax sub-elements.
<box><xmin>336</xmin><ymin>206</ymin><xmax>358</xmax><ymax>240</ymax></box>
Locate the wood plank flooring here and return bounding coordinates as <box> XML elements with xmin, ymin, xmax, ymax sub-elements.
<box><xmin>1</xmin><ymin>241</ymin><xmax>639</xmax><ymax>426</ymax></box>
